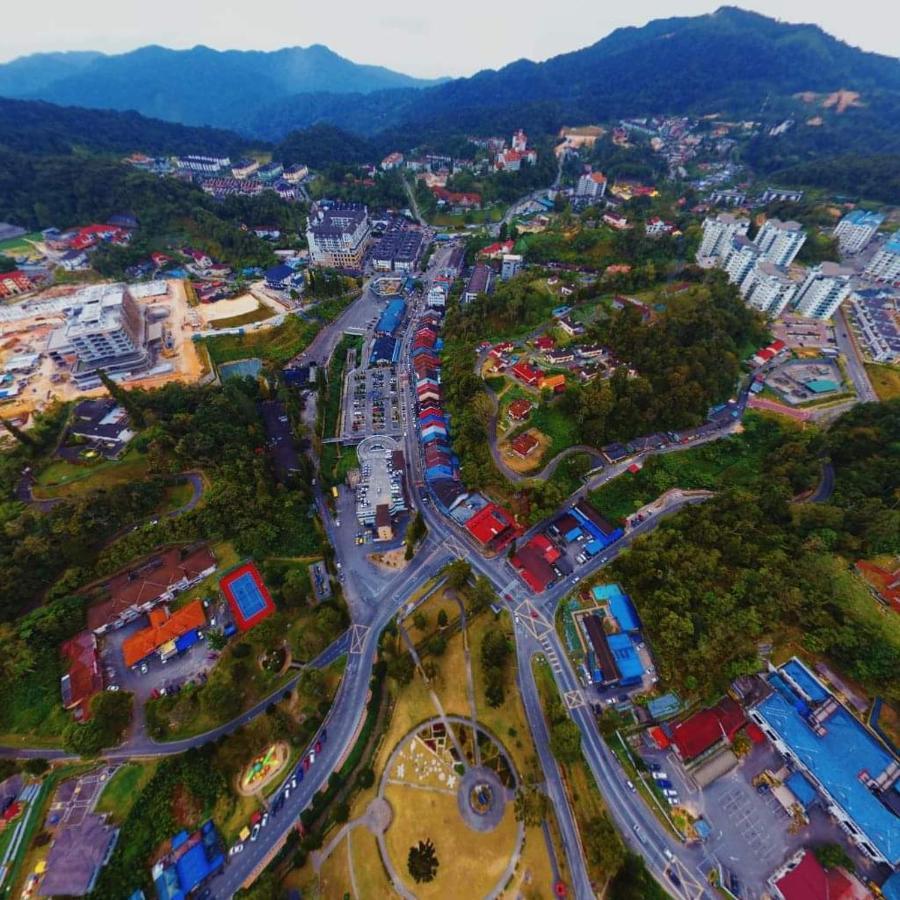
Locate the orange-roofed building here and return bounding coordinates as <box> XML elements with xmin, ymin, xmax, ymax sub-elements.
<box><xmin>122</xmin><ymin>599</ymin><xmax>207</xmax><ymax>668</ymax></box>
<box><xmin>539</xmin><ymin>373</ymin><xmax>566</xmax><ymax>393</ymax></box>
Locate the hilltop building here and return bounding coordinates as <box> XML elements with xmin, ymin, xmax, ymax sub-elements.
<box><xmin>697</xmin><ymin>213</ymin><xmax>749</xmax><ymax>260</ymax></box>
<box><xmin>834</xmin><ymin>209</ymin><xmax>884</xmax><ymax>254</ymax></box>
<box><xmin>792</xmin><ymin>262</ymin><xmax>853</xmax><ymax>320</ymax></box>
<box><xmin>754</xmin><ymin>218</ymin><xmax>807</xmax><ymax>267</ymax></box>
<box><xmin>865</xmin><ymin>231</ymin><xmax>900</xmax><ymax>284</ymax></box>
<box><xmin>306</xmin><ymin>202</ymin><xmax>371</xmax><ymax>269</ymax></box>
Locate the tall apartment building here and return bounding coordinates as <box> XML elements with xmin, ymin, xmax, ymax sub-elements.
<box><xmin>501</xmin><ymin>254</ymin><xmax>523</xmax><ymax>281</ymax></box>
<box><xmin>864</xmin><ymin>231</ymin><xmax>900</xmax><ymax>283</ymax></box>
<box><xmin>697</xmin><ymin>213</ymin><xmax>749</xmax><ymax>260</ymax></box>
<box><xmin>306</xmin><ymin>202</ymin><xmax>371</xmax><ymax>269</ymax></box>
<box><xmin>575</xmin><ymin>171</ymin><xmax>608</xmax><ymax>202</ymax></box>
<box><xmin>792</xmin><ymin>262</ymin><xmax>853</xmax><ymax>320</ymax></box>
<box><xmin>52</xmin><ymin>285</ymin><xmax>151</xmax><ymax>387</ymax></box>
<box><xmin>722</xmin><ymin>236</ymin><xmax>760</xmax><ymax>285</ymax></box>
<box><xmin>753</xmin><ymin>218</ymin><xmax>806</xmax><ymax>267</ymax></box>
<box><xmin>740</xmin><ymin>261</ymin><xmax>798</xmax><ymax>317</ymax></box>
<box><xmin>834</xmin><ymin>210</ymin><xmax>884</xmax><ymax>254</ymax></box>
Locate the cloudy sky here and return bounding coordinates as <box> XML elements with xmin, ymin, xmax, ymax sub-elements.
<box><xmin>0</xmin><ymin>0</ymin><xmax>893</xmax><ymax>76</ymax></box>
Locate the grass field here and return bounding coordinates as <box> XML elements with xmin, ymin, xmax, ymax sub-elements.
<box><xmin>205</xmin><ymin>304</ymin><xmax>275</xmax><ymax>330</ymax></box>
<box><xmin>204</xmin><ymin>315</ymin><xmax>318</xmax><ymax>366</ymax></box>
<box><xmin>0</xmin><ymin>231</ymin><xmax>43</xmax><ymax>258</ymax></box>
<box><xmin>96</xmin><ymin>762</ymin><xmax>160</xmax><ymax>822</ymax></box>
<box><xmin>33</xmin><ymin>447</ymin><xmax>150</xmax><ymax>498</ymax></box>
<box><xmin>0</xmin><ymin>655</ymin><xmax>70</xmax><ymax>745</ymax></box>
<box><xmin>431</xmin><ymin>206</ymin><xmax>505</xmax><ymax>227</ymax></box>
<box><xmin>865</xmin><ymin>363</ymin><xmax>900</xmax><ymax>401</ymax></box>
<box><xmin>525</xmin><ymin>402</ymin><xmax>581</xmax><ymax>461</ymax></box>
<box><xmin>383</xmin><ymin>783</ymin><xmax>518</xmax><ymax>898</ymax></box>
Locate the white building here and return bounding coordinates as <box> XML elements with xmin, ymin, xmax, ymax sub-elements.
<box><xmin>306</xmin><ymin>202</ymin><xmax>371</xmax><ymax>269</ymax></box>
<box><xmin>754</xmin><ymin>218</ymin><xmax>806</xmax><ymax>267</ymax></box>
<box><xmin>741</xmin><ymin>261</ymin><xmax>799</xmax><ymax>317</ymax></box>
<box><xmin>792</xmin><ymin>262</ymin><xmax>853</xmax><ymax>320</ymax></box>
<box><xmin>834</xmin><ymin>210</ymin><xmax>884</xmax><ymax>254</ymax></box>
<box><xmin>501</xmin><ymin>254</ymin><xmax>523</xmax><ymax>281</ymax></box>
<box><xmin>575</xmin><ymin>171</ymin><xmax>608</xmax><ymax>202</ymax></box>
<box><xmin>864</xmin><ymin>231</ymin><xmax>900</xmax><ymax>283</ymax></box>
<box><xmin>426</xmin><ymin>284</ymin><xmax>448</xmax><ymax>308</ymax></box>
<box><xmin>697</xmin><ymin>213</ymin><xmax>749</xmax><ymax>260</ymax></box>
<box><xmin>723</xmin><ymin>236</ymin><xmax>761</xmax><ymax>286</ymax></box>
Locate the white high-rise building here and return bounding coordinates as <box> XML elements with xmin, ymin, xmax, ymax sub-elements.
<box><xmin>741</xmin><ymin>261</ymin><xmax>799</xmax><ymax>317</ymax></box>
<box><xmin>753</xmin><ymin>218</ymin><xmax>806</xmax><ymax>267</ymax></box>
<box><xmin>306</xmin><ymin>202</ymin><xmax>371</xmax><ymax>268</ymax></box>
<box><xmin>792</xmin><ymin>262</ymin><xmax>853</xmax><ymax>320</ymax></box>
<box><xmin>501</xmin><ymin>254</ymin><xmax>523</xmax><ymax>281</ymax></box>
<box><xmin>697</xmin><ymin>213</ymin><xmax>750</xmax><ymax>260</ymax></box>
<box><xmin>575</xmin><ymin>171</ymin><xmax>608</xmax><ymax>201</ymax></box>
<box><xmin>723</xmin><ymin>236</ymin><xmax>761</xmax><ymax>286</ymax></box>
<box><xmin>834</xmin><ymin>210</ymin><xmax>884</xmax><ymax>254</ymax></box>
<box><xmin>864</xmin><ymin>231</ymin><xmax>900</xmax><ymax>283</ymax></box>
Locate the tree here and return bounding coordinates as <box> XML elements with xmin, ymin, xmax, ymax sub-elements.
<box><xmin>24</xmin><ymin>758</ymin><xmax>49</xmax><ymax>776</ymax></box>
<box><xmin>1</xmin><ymin>418</ymin><xmax>34</xmax><ymax>448</ymax></box>
<box><xmin>550</xmin><ymin>718</ymin><xmax>582</xmax><ymax>763</ymax></box>
<box><xmin>437</xmin><ymin>609</ymin><xmax>449</xmax><ymax>629</ymax></box>
<box><xmin>407</xmin><ymin>838</ymin><xmax>439</xmax><ymax>883</ymax></box>
<box><xmin>207</xmin><ymin>629</ymin><xmax>227</xmax><ymax>651</ymax></box>
<box><xmin>413</xmin><ymin>611</ymin><xmax>428</xmax><ymax>632</ymax></box>
<box><xmin>444</xmin><ymin>559</ymin><xmax>472</xmax><ymax>590</ymax></box>
<box><xmin>814</xmin><ymin>843</ymin><xmax>855</xmax><ymax>873</ymax></box>
<box><xmin>387</xmin><ymin>653</ymin><xmax>414</xmax><ymax>686</ymax></box>
<box><xmin>514</xmin><ymin>781</ymin><xmax>548</xmax><ymax>827</ymax></box>
<box><xmin>584</xmin><ymin>813</ymin><xmax>626</xmax><ymax>877</ymax></box>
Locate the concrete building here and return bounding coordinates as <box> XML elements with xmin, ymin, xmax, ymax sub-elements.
<box><xmin>792</xmin><ymin>262</ymin><xmax>853</xmax><ymax>320</ymax></box>
<box><xmin>754</xmin><ymin>218</ymin><xmax>807</xmax><ymax>267</ymax></box>
<box><xmin>53</xmin><ymin>285</ymin><xmax>153</xmax><ymax>387</ymax></box>
<box><xmin>697</xmin><ymin>213</ymin><xmax>749</xmax><ymax>260</ymax></box>
<box><xmin>306</xmin><ymin>202</ymin><xmax>371</xmax><ymax>269</ymax></box>
<box><xmin>848</xmin><ymin>287</ymin><xmax>900</xmax><ymax>363</ymax></box>
<box><xmin>501</xmin><ymin>254</ymin><xmax>523</xmax><ymax>281</ymax></box>
<box><xmin>575</xmin><ymin>171</ymin><xmax>608</xmax><ymax>202</ymax></box>
<box><xmin>464</xmin><ymin>264</ymin><xmax>492</xmax><ymax>303</ymax></box>
<box><xmin>865</xmin><ymin>231</ymin><xmax>900</xmax><ymax>283</ymax></box>
<box><xmin>741</xmin><ymin>261</ymin><xmax>799</xmax><ymax>317</ymax></box>
<box><xmin>834</xmin><ymin>209</ymin><xmax>885</xmax><ymax>254</ymax></box>
<box><xmin>723</xmin><ymin>236</ymin><xmax>761</xmax><ymax>285</ymax></box>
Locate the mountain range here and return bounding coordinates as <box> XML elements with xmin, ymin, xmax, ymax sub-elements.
<box><xmin>1</xmin><ymin>6</ymin><xmax>898</xmax><ymax>176</ymax></box>
<box><xmin>0</xmin><ymin>44</ymin><xmax>443</xmax><ymax>130</ymax></box>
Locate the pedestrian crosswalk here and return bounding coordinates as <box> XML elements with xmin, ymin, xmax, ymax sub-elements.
<box><xmin>538</xmin><ymin>633</ymin><xmax>563</xmax><ymax>674</ymax></box>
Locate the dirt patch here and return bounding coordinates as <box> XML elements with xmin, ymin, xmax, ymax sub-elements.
<box><xmin>171</xmin><ymin>782</ymin><xmax>203</xmax><ymax>827</ymax></box>
<box><xmin>198</xmin><ymin>294</ymin><xmax>260</xmax><ymax>324</ymax></box>
<box><xmin>822</xmin><ymin>90</ymin><xmax>862</xmax><ymax>113</ymax></box>
<box><xmin>369</xmin><ymin>548</ymin><xmax>409</xmax><ymax>571</ymax></box>
<box><xmin>806</xmin><ymin>116</ymin><xmax>824</xmax><ymax>127</ymax></box>
<box><xmin>498</xmin><ymin>428</ymin><xmax>551</xmax><ymax>474</ymax></box>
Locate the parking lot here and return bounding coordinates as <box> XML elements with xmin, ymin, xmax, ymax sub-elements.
<box><xmin>99</xmin><ymin>598</ymin><xmax>231</xmax><ymax>703</ymax></box>
<box><xmin>343</xmin><ymin>365</ymin><xmax>402</xmax><ymax>439</ymax></box>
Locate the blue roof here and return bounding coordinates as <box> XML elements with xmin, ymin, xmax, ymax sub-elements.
<box><xmin>565</xmin><ymin>527</ymin><xmax>583</xmax><ymax>542</ymax></box>
<box><xmin>844</xmin><ymin>209</ymin><xmax>885</xmax><ymax>227</ymax></box>
<box><xmin>785</xmin><ymin>771</ymin><xmax>817</xmax><ymax>808</ymax></box>
<box><xmin>756</xmin><ymin>660</ymin><xmax>900</xmax><ymax>865</ymax></box>
<box><xmin>175</xmin><ymin>629</ymin><xmax>201</xmax><ymax>653</ymax></box>
<box><xmin>376</xmin><ymin>299</ymin><xmax>406</xmax><ymax>335</ymax></box>
<box><xmin>887</xmin><ymin>230</ymin><xmax>900</xmax><ymax>254</ymax></box>
<box><xmin>606</xmin><ymin>632</ymin><xmax>643</xmax><ymax>685</ymax></box>
<box><xmin>265</xmin><ymin>263</ymin><xmax>293</xmax><ymax>281</ymax></box>
<box><xmin>609</xmin><ymin>592</ymin><xmax>640</xmax><ymax>633</ymax></box>
<box><xmin>593</xmin><ymin>583</ymin><xmax>625</xmax><ymax>602</ymax></box>
<box><xmin>694</xmin><ymin>818</ymin><xmax>712</xmax><ymax>839</ymax></box>
<box><xmin>584</xmin><ymin>539</ymin><xmax>603</xmax><ymax>555</ymax></box>
<box><xmin>647</xmin><ymin>693</ymin><xmax>681</xmax><ymax>719</ymax></box>
<box><xmin>882</xmin><ymin>871</ymin><xmax>900</xmax><ymax>900</ymax></box>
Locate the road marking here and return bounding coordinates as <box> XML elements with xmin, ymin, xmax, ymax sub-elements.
<box><xmin>564</xmin><ymin>690</ymin><xmax>586</xmax><ymax>710</ymax></box>
<box><xmin>349</xmin><ymin>624</ymin><xmax>370</xmax><ymax>655</ymax></box>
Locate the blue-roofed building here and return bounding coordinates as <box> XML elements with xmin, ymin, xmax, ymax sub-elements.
<box><xmin>608</xmin><ymin>591</ymin><xmax>640</xmax><ymax>633</ymax></box>
<box><xmin>647</xmin><ymin>692</ymin><xmax>681</xmax><ymax>720</ymax></box>
<box><xmin>369</xmin><ymin>335</ymin><xmax>398</xmax><ymax>365</ymax></box>
<box><xmin>571</xmin><ymin>500</ymin><xmax>623</xmax><ymax>550</ymax></box>
<box><xmin>265</xmin><ymin>263</ymin><xmax>294</xmax><ymax>291</ymax></box>
<box><xmin>750</xmin><ymin>658</ymin><xmax>900</xmax><ymax>866</ymax></box>
<box><xmin>565</xmin><ymin>527</ymin><xmax>583</xmax><ymax>542</ymax></box>
<box><xmin>582</xmin><ymin>539</ymin><xmax>603</xmax><ymax>557</ymax></box>
<box><xmin>834</xmin><ymin>209</ymin><xmax>885</xmax><ymax>254</ymax></box>
<box><xmin>882</xmin><ymin>871</ymin><xmax>900</xmax><ymax>900</ymax></box>
<box><xmin>153</xmin><ymin>820</ymin><xmax>225</xmax><ymax>900</ymax></box>
<box><xmin>785</xmin><ymin>771</ymin><xmax>817</xmax><ymax>809</ymax></box>
<box><xmin>606</xmin><ymin>632</ymin><xmax>643</xmax><ymax>686</ymax></box>
<box><xmin>375</xmin><ymin>299</ymin><xmax>406</xmax><ymax>336</ymax></box>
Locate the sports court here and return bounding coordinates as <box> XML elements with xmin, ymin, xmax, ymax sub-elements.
<box><xmin>220</xmin><ymin>562</ymin><xmax>276</xmax><ymax>631</ymax></box>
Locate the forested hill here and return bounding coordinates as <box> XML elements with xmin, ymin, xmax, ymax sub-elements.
<box><xmin>242</xmin><ymin>6</ymin><xmax>900</xmax><ymax>141</ymax></box>
<box><xmin>0</xmin><ymin>98</ymin><xmax>250</xmax><ymax>158</ymax></box>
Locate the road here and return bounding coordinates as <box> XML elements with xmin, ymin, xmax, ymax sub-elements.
<box><xmin>834</xmin><ymin>305</ymin><xmax>877</xmax><ymax>403</ymax></box>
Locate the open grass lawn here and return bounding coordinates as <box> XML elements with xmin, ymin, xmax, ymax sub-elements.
<box><xmin>402</xmin><ymin>587</ymin><xmax>463</xmax><ymax>646</ymax></box>
<box><xmin>33</xmin><ymin>447</ymin><xmax>150</xmax><ymax>499</ymax></box>
<box><xmin>316</xmin><ymin>833</ymin><xmax>355</xmax><ymax>898</ymax></box>
<box><xmin>205</xmin><ymin>315</ymin><xmax>318</xmax><ymax>366</ymax></box>
<box><xmin>527</xmin><ymin>402</ymin><xmax>581</xmax><ymax>461</ymax></box>
<box><xmin>866</xmin><ymin>363</ymin><xmax>900</xmax><ymax>401</ymax></box>
<box><xmin>383</xmin><ymin>782</ymin><xmax>518</xmax><ymax>898</ymax></box>
<box><xmin>432</xmin><ymin>206</ymin><xmax>505</xmax><ymax>227</ymax></box>
<box><xmin>161</xmin><ymin>478</ymin><xmax>197</xmax><ymax>512</ymax></box>
<box><xmin>0</xmin><ymin>656</ymin><xmax>70</xmax><ymax>745</ymax></box>
<box><xmin>213</xmin><ymin>789</ymin><xmax>261</xmax><ymax>845</ymax></box>
<box><xmin>206</xmin><ymin>304</ymin><xmax>275</xmax><ymax>330</ymax></box>
<box><xmin>0</xmin><ymin>231</ymin><xmax>43</xmax><ymax>257</ymax></box>
<box><xmin>350</xmin><ymin>827</ymin><xmax>394</xmax><ymax>896</ymax></box>
<box><xmin>96</xmin><ymin>762</ymin><xmax>160</xmax><ymax>822</ymax></box>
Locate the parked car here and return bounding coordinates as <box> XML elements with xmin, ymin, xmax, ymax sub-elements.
<box><xmin>625</xmin><ymin>780</ymin><xmax>636</xmax><ymax>793</ymax></box>
<box><xmin>250</xmin><ymin>824</ymin><xmax>260</xmax><ymax>842</ymax></box>
<box><xmin>228</xmin><ymin>844</ymin><xmax>244</xmax><ymax>856</ymax></box>
<box><xmin>657</xmin><ymin>779</ymin><xmax>674</xmax><ymax>790</ymax></box>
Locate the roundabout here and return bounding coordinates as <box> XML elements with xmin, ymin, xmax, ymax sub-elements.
<box><xmin>377</xmin><ymin>716</ymin><xmax>524</xmax><ymax>898</ymax></box>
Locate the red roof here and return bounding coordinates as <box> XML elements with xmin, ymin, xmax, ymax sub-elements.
<box><xmin>220</xmin><ymin>562</ymin><xmax>276</xmax><ymax>632</ymax></box>
<box><xmin>774</xmin><ymin>851</ymin><xmax>865</xmax><ymax>900</ymax></box>
<box><xmin>465</xmin><ymin>503</ymin><xmax>514</xmax><ymax>546</ymax></box>
<box><xmin>61</xmin><ymin>631</ymin><xmax>103</xmax><ymax>718</ymax></box>
<box><xmin>671</xmin><ymin>697</ymin><xmax>746</xmax><ymax>760</ymax></box>
<box><xmin>508</xmin><ymin>399</ymin><xmax>532</xmax><ymax>420</ymax></box>
<box><xmin>648</xmin><ymin>726</ymin><xmax>670</xmax><ymax>749</ymax></box>
<box><xmin>770</xmin><ymin>339</ymin><xmax>786</xmax><ymax>352</ymax></box>
<box><xmin>511</xmin><ymin>432</ymin><xmax>539</xmax><ymax>456</ymax></box>
<box><xmin>534</xmin><ymin>336</ymin><xmax>555</xmax><ymax>351</ymax></box>
<box><xmin>512</xmin><ymin>547</ymin><xmax>555</xmax><ymax>592</ymax></box>
<box><xmin>511</xmin><ymin>361</ymin><xmax>542</xmax><ymax>385</ymax></box>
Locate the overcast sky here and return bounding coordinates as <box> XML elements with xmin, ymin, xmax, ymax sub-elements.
<box><xmin>0</xmin><ymin>0</ymin><xmax>894</xmax><ymax>76</ymax></box>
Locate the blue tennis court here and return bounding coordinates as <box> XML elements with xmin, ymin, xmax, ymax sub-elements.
<box><xmin>221</xmin><ymin>562</ymin><xmax>276</xmax><ymax>631</ymax></box>
<box><xmin>229</xmin><ymin>572</ymin><xmax>266</xmax><ymax>618</ymax></box>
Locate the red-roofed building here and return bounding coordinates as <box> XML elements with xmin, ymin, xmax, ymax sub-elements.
<box><xmin>770</xmin><ymin>849</ymin><xmax>870</xmax><ymax>900</ymax></box>
<box><xmin>0</xmin><ymin>270</ymin><xmax>35</xmax><ymax>299</ymax></box>
<box><xmin>530</xmin><ymin>533</ymin><xmax>562</xmax><ymax>563</ymax></box>
<box><xmin>671</xmin><ymin>697</ymin><xmax>746</xmax><ymax>762</ymax></box>
<box><xmin>511</xmin><ymin>361</ymin><xmax>542</xmax><ymax>386</ymax></box>
<box><xmin>507</xmin><ymin>399</ymin><xmax>532</xmax><ymax>422</ymax></box>
<box><xmin>465</xmin><ymin>503</ymin><xmax>516</xmax><ymax>548</ymax></box>
<box><xmin>511</xmin><ymin>432</ymin><xmax>540</xmax><ymax>458</ymax></box>
<box><xmin>855</xmin><ymin>561</ymin><xmax>900</xmax><ymax>613</ymax></box>
<box><xmin>432</xmin><ymin>187</ymin><xmax>482</xmax><ymax>210</ymax></box>
<box><xmin>534</xmin><ymin>336</ymin><xmax>555</xmax><ymax>352</ymax></box>
<box><xmin>60</xmin><ymin>631</ymin><xmax>103</xmax><ymax>721</ymax></box>
<box><xmin>511</xmin><ymin>546</ymin><xmax>556</xmax><ymax>593</ymax></box>
<box><xmin>478</xmin><ymin>240</ymin><xmax>515</xmax><ymax>260</ymax></box>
